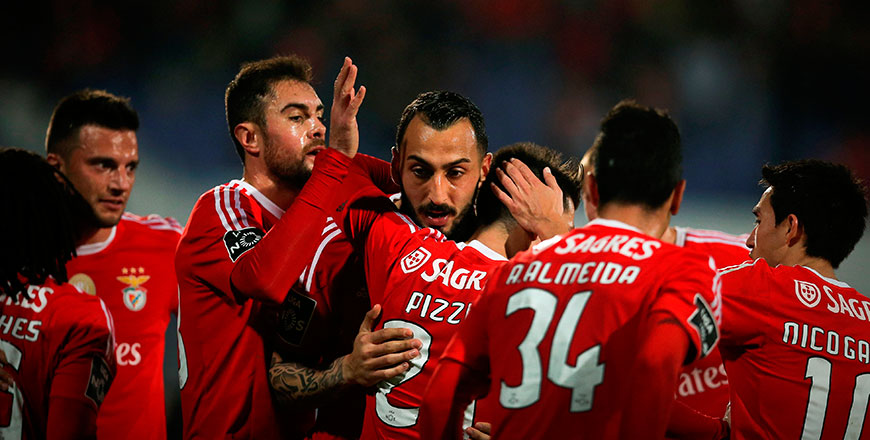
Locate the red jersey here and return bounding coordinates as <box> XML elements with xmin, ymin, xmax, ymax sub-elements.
<box><xmin>300</xmin><ymin>150</ymin><xmax>504</xmax><ymax>440</ymax></box>
<box><xmin>673</xmin><ymin>227</ymin><xmax>749</xmax><ymax>418</ymax></box>
<box><xmin>176</xmin><ymin>179</ymin><xmax>310</xmax><ymax>440</ymax></box>
<box><xmin>65</xmin><ymin>213</ymin><xmax>181</xmax><ymax>440</ymax></box>
<box><xmin>0</xmin><ymin>278</ymin><xmax>116</xmax><ymax>440</ymax></box>
<box><xmin>719</xmin><ymin>260</ymin><xmax>870</xmax><ymax>439</ymax></box>
<box><xmin>431</xmin><ymin>219</ymin><xmax>720</xmax><ymax>439</ymax></box>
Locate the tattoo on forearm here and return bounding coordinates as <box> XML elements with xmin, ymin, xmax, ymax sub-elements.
<box><xmin>269</xmin><ymin>356</ymin><xmax>347</xmax><ymax>405</ymax></box>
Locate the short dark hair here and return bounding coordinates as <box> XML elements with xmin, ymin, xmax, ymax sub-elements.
<box><xmin>45</xmin><ymin>89</ymin><xmax>139</xmax><ymax>158</ymax></box>
<box><xmin>592</xmin><ymin>99</ymin><xmax>682</xmax><ymax>210</ymax></box>
<box><xmin>476</xmin><ymin>142</ymin><xmax>582</xmax><ymax>227</ymax></box>
<box><xmin>225</xmin><ymin>55</ymin><xmax>314</xmax><ymax>163</ymax></box>
<box><xmin>761</xmin><ymin>160</ymin><xmax>868</xmax><ymax>268</ymax></box>
<box><xmin>395</xmin><ymin>91</ymin><xmax>488</xmax><ymax>157</ymax></box>
<box><xmin>0</xmin><ymin>148</ymin><xmax>93</xmax><ymax>296</ymax></box>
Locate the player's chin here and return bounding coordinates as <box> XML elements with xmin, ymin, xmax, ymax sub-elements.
<box><xmin>95</xmin><ymin>210</ymin><xmax>124</xmax><ymax>228</ymax></box>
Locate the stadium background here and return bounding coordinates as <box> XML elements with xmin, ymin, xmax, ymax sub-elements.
<box><xmin>1</xmin><ymin>1</ymin><xmax>867</xmax><ymax>437</ymax></box>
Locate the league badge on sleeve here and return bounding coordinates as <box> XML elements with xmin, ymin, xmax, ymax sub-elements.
<box><xmin>276</xmin><ymin>287</ymin><xmax>317</xmax><ymax>346</ymax></box>
<box><xmin>688</xmin><ymin>294</ymin><xmax>719</xmax><ymax>357</ymax></box>
<box><xmin>400</xmin><ymin>246</ymin><xmax>431</xmax><ymax>274</ymax></box>
<box><xmin>223</xmin><ymin>227</ymin><xmax>264</xmax><ymax>261</ymax></box>
<box><xmin>85</xmin><ymin>356</ymin><xmax>114</xmax><ymax>407</ymax></box>
<box><xmin>117</xmin><ymin>267</ymin><xmax>149</xmax><ymax>312</ymax></box>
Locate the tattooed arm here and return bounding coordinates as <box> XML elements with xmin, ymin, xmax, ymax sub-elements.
<box><xmin>269</xmin><ymin>304</ymin><xmax>422</xmax><ymax>405</ymax></box>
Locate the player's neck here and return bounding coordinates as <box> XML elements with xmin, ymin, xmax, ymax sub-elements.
<box><xmin>79</xmin><ymin>225</ymin><xmax>114</xmax><ymax>246</ymax></box>
<box><xmin>469</xmin><ymin>223</ymin><xmax>510</xmax><ymax>259</ymax></box>
<box><xmin>242</xmin><ymin>170</ymin><xmax>301</xmax><ymax>210</ymax></box>
<box><xmin>597</xmin><ymin>203</ymin><xmax>671</xmax><ymax>240</ymax></box>
<box><xmin>787</xmin><ymin>253</ymin><xmax>838</xmax><ymax>280</ymax></box>
<box><xmin>660</xmin><ymin>226</ymin><xmax>677</xmax><ymax>245</ymax></box>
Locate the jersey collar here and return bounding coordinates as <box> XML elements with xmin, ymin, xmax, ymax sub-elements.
<box><xmin>75</xmin><ymin>225</ymin><xmax>118</xmax><ymax>256</ymax></box>
<box><xmin>801</xmin><ymin>266</ymin><xmax>852</xmax><ymax>289</ymax></box>
<box><xmin>234</xmin><ymin>179</ymin><xmax>285</xmax><ymax>218</ymax></box>
<box><xmin>462</xmin><ymin>240</ymin><xmax>508</xmax><ymax>261</ymax></box>
<box><xmin>586</xmin><ymin>218</ymin><xmax>643</xmax><ymax>234</ymax></box>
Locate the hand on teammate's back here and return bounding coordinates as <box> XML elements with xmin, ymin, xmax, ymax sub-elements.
<box><xmin>466</xmin><ymin>422</ymin><xmax>492</xmax><ymax>440</ymax></box>
<box><xmin>342</xmin><ymin>304</ymin><xmax>422</xmax><ymax>387</ymax></box>
<box><xmin>329</xmin><ymin>56</ymin><xmax>366</xmax><ymax>158</ymax></box>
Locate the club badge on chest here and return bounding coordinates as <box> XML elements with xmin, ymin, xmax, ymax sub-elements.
<box><xmin>117</xmin><ymin>267</ymin><xmax>149</xmax><ymax>312</ymax></box>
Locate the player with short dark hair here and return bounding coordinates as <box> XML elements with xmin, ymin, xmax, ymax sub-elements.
<box><xmin>418</xmin><ymin>99</ymin><xmax>721</xmax><ymax>439</ymax></box>
<box><xmin>176</xmin><ymin>56</ymin><xmax>420</xmax><ymax>440</ymax></box>
<box><xmin>391</xmin><ymin>90</ymin><xmax>492</xmax><ymax>242</ymax></box>
<box><xmin>0</xmin><ymin>147</ymin><xmax>116</xmax><ymax>440</ymax></box>
<box><xmin>45</xmin><ymin>89</ymin><xmax>181</xmax><ymax>440</ymax></box>
<box><xmin>717</xmin><ymin>160</ymin><xmax>869</xmax><ymax>439</ymax></box>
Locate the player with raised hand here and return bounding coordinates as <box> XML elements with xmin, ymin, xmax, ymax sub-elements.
<box><xmin>0</xmin><ymin>148</ymin><xmax>116</xmax><ymax>440</ymax></box>
<box><xmin>176</xmin><ymin>55</ymin><xmax>420</xmax><ymax>440</ymax></box>
<box><xmin>417</xmin><ymin>100</ymin><xmax>721</xmax><ymax>439</ymax></box>
<box><xmin>717</xmin><ymin>160</ymin><xmax>868</xmax><ymax>439</ymax></box>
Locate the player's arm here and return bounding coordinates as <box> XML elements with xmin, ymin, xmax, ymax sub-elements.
<box><xmin>620</xmin><ymin>312</ymin><xmax>690</xmax><ymax>440</ymax></box>
<box><xmin>666</xmin><ymin>399</ymin><xmax>730</xmax><ymax>440</ymax></box>
<box><xmin>48</xmin><ymin>299</ymin><xmax>116</xmax><ymax>440</ymax></box>
<box><xmin>269</xmin><ymin>304</ymin><xmax>422</xmax><ymax>405</ymax></box>
<box><xmin>491</xmin><ymin>158</ymin><xmax>573</xmax><ymax>240</ymax></box>
<box><xmin>418</xmin><ymin>358</ymin><xmax>489</xmax><ymax>440</ymax></box>
<box><xmin>229</xmin><ymin>59</ymin><xmax>363</xmax><ymax>305</ymax></box>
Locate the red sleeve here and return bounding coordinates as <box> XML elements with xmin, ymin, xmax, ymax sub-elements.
<box><xmin>718</xmin><ymin>260</ymin><xmax>772</xmax><ymax>349</ymax></box>
<box><xmin>47</xmin><ymin>397</ymin><xmax>99</xmax><ymax>440</ymax></box>
<box><xmin>352</xmin><ymin>153</ymin><xmax>399</xmax><ymax>194</ymax></box>
<box><xmin>651</xmin><ymin>250</ymin><xmax>720</xmax><ymax>364</ymax></box>
<box><xmin>666</xmin><ymin>400</ymin><xmax>730</xmax><ymax>440</ymax></box>
<box><xmin>621</xmin><ymin>312</ymin><xmax>690</xmax><ymax>439</ymax></box>
<box><xmin>48</xmin><ymin>296</ymin><xmax>115</xmax><ymax>436</ymax></box>
<box><xmin>418</xmin><ymin>286</ymin><xmax>494</xmax><ymax>439</ymax></box>
<box><xmin>229</xmin><ymin>148</ymin><xmax>353</xmax><ymax>304</ymax></box>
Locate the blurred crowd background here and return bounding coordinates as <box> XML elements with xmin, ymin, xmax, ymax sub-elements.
<box><xmin>2</xmin><ymin>1</ymin><xmax>868</xmax><ymax>437</ymax></box>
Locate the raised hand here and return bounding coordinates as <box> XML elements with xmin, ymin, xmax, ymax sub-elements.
<box><xmin>329</xmin><ymin>57</ymin><xmax>367</xmax><ymax>158</ymax></box>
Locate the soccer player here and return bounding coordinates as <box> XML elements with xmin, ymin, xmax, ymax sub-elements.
<box><xmin>717</xmin><ymin>160</ymin><xmax>868</xmax><ymax>439</ymax></box>
<box><xmin>44</xmin><ymin>90</ymin><xmax>181</xmax><ymax>440</ymax></box>
<box><xmin>418</xmin><ymin>100</ymin><xmax>721</xmax><ymax>439</ymax></box>
<box><xmin>263</xmin><ymin>89</ymin><xmax>505</xmax><ymax>440</ymax></box>
<box><xmin>0</xmin><ymin>148</ymin><xmax>116</xmax><ymax>440</ymax></box>
<box><xmin>270</xmin><ymin>138</ymin><xmax>581</xmax><ymax>439</ymax></box>
<box><xmin>580</xmin><ymin>143</ymin><xmax>748</xmax><ymax>426</ymax></box>
<box><xmin>175</xmin><ymin>55</ymin><xmax>420</xmax><ymax>440</ymax></box>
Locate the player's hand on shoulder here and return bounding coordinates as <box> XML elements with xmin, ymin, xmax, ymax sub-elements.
<box><xmin>329</xmin><ymin>56</ymin><xmax>366</xmax><ymax>158</ymax></box>
<box><xmin>492</xmin><ymin>158</ymin><xmax>570</xmax><ymax>240</ymax></box>
<box><xmin>465</xmin><ymin>422</ymin><xmax>492</xmax><ymax>440</ymax></box>
<box><xmin>342</xmin><ymin>304</ymin><xmax>422</xmax><ymax>387</ymax></box>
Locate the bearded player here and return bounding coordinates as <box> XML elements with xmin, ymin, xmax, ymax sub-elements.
<box><xmin>0</xmin><ymin>148</ymin><xmax>116</xmax><ymax>440</ymax></box>
<box><xmin>716</xmin><ymin>160</ymin><xmax>868</xmax><ymax>439</ymax></box>
<box><xmin>44</xmin><ymin>90</ymin><xmax>181</xmax><ymax>440</ymax></box>
<box><xmin>418</xmin><ymin>100</ymin><xmax>721</xmax><ymax>439</ymax></box>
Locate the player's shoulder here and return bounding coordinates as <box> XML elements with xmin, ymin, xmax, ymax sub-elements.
<box><xmin>121</xmin><ymin>212</ymin><xmax>183</xmax><ymax>235</ymax></box>
<box><xmin>680</xmin><ymin>227</ymin><xmax>748</xmax><ymax>247</ymax></box>
<box><xmin>29</xmin><ymin>279</ymin><xmax>112</xmax><ymax>328</ymax></box>
<box><xmin>185</xmin><ymin>179</ymin><xmax>266</xmax><ymax>232</ymax></box>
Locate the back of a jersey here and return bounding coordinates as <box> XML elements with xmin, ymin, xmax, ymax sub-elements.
<box><xmin>719</xmin><ymin>260</ymin><xmax>870</xmax><ymax>439</ymax></box>
<box><xmin>0</xmin><ymin>279</ymin><xmax>114</xmax><ymax>440</ymax></box>
<box><xmin>474</xmin><ymin>219</ymin><xmax>718</xmax><ymax>438</ymax></box>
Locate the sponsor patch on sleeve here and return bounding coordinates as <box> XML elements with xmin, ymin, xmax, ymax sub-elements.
<box><xmin>86</xmin><ymin>356</ymin><xmax>113</xmax><ymax>407</ymax></box>
<box><xmin>276</xmin><ymin>287</ymin><xmax>317</xmax><ymax>346</ymax></box>
<box><xmin>688</xmin><ymin>294</ymin><xmax>719</xmax><ymax>358</ymax></box>
<box><xmin>223</xmin><ymin>227</ymin><xmax>265</xmax><ymax>262</ymax></box>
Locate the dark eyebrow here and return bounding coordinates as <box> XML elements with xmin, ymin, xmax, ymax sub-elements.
<box><xmin>406</xmin><ymin>155</ymin><xmax>471</xmax><ymax>169</ymax></box>
<box><xmin>279</xmin><ymin>103</ymin><xmax>324</xmax><ymax>113</ymax></box>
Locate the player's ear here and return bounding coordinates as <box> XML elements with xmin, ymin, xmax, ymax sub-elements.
<box><xmin>669</xmin><ymin>179</ymin><xmax>687</xmax><ymax>215</ymax></box>
<box><xmin>46</xmin><ymin>152</ymin><xmax>64</xmax><ymax>170</ymax></box>
<box><xmin>479</xmin><ymin>152</ymin><xmax>493</xmax><ymax>185</ymax></box>
<box><xmin>234</xmin><ymin>122</ymin><xmax>260</xmax><ymax>156</ymax></box>
<box><xmin>390</xmin><ymin>146</ymin><xmax>402</xmax><ymax>187</ymax></box>
<box><xmin>785</xmin><ymin>213</ymin><xmax>803</xmax><ymax>247</ymax></box>
<box><xmin>586</xmin><ymin>173</ymin><xmax>601</xmax><ymax>209</ymax></box>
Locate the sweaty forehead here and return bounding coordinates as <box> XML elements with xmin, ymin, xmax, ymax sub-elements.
<box><xmin>401</xmin><ymin>117</ymin><xmax>481</xmax><ymax>166</ymax></box>
<box><xmin>73</xmin><ymin>125</ymin><xmax>138</xmax><ymax>158</ymax></box>
<box><xmin>266</xmin><ymin>79</ymin><xmax>322</xmax><ymax>111</ymax></box>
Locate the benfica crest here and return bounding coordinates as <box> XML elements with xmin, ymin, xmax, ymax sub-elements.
<box><xmin>117</xmin><ymin>267</ymin><xmax>149</xmax><ymax>312</ymax></box>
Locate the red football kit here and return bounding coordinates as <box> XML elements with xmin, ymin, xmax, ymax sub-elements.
<box><xmin>0</xmin><ymin>278</ymin><xmax>116</xmax><ymax>440</ymax></box>
<box><xmin>422</xmin><ymin>219</ymin><xmax>721</xmax><ymax>439</ymax></box>
<box><xmin>673</xmin><ymin>227</ymin><xmax>749</xmax><ymax>418</ymax></box>
<box><xmin>176</xmin><ymin>152</ymin><xmax>390</xmax><ymax>440</ymax></box>
<box><xmin>719</xmin><ymin>260</ymin><xmax>870</xmax><ymax>439</ymax></box>
<box><xmin>65</xmin><ymin>213</ymin><xmax>181</xmax><ymax>440</ymax></box>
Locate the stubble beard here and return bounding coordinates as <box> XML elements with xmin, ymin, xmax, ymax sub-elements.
<box><xmin>263</xmin><ymin>136</ymin><xmax>325</xmax><ymax>190</ymax></box>
<box><xmin>398</xmin><ymin>185</ymin><xmax>480</xmax><ymax>242</ymax></box>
